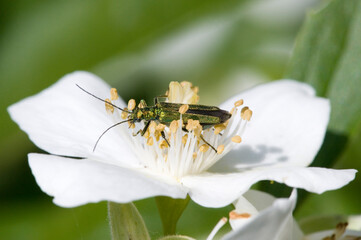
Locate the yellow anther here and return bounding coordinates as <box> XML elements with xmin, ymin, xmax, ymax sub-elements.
<box><xmin>128</xmin><ymin>99</ymin><xmax>136</xmax><ymax>111</ymax></box>
<box><xmin>243</xmin><ymin>109</ymin><xmax>253</xmax><ymax>121</ymax></box>
<box><xmin>154</xmin><ymin>131</ymin><xmax>161</xmax><ymax>141</ymax></box>
<box><xmin>169</xmin><ymin>120</ymin><xmax>179</xmax><ymax>134</ymax></box>
<box><xmin>128</xmin><ymin>122</ymin><xmax>135</xmax><ymax>129</ymax></box>
<box><xmin>232</xmin><ymin>135</ymin><xmax>242</xmax><ymax>143</ymax></box>
<box><xmin>195</xmin><ymin>125</ymin><xmax>202</xmax><ymax>137</ymax></box>
<box><xmin>186</xmin><ymin>119</ymin><xmax>202</xmax><ymax>136</ymax></box>
<box><xmin>223</xmin><ymin>120</ymin><xmax>229</xmax><ymax>127</ymax></box>
<box><xmin>186</xmin><ymin>119</ymin><xmax>199</xmax><ymax>131</ymax></box>
<box><xmin>146</xmin><ymin>137</ymin><xmax>154</xmax><ymax>146</ymax></box>
<box><xmin>214</xmin><ymin>124</ymin><xmax>226</xmax><ymax>135</ymax></box>
<box><xmin>159</xmin><ymin>140</ymin><xmax>169</xmax><ymax>149</ymax></box>
<box><xmin>168</xmin><ymin>81</ymin><xmax>183</xmax><ymax>103</ymax></box>
<box><xmin>192</xmin><ymin>152</ymin><xmax>197</xmax><ymax>159</ymax></box>
<box><xmin>200</xmin><ymin>144</ymin><xmax>209</xmax><ymax>152</ymax></box>
<box><xmin>137</xmin><ymin>111</ymin><xmax>143</xmax><ymax>118</ymax></box>
<box><xmin>234</xmin><ymin>99</ymin><xmax>244</xmax><ymax>107</ymax></box>
<box><xmin>180</xmin><ymin>81</ymin><xmax>192</xmax><ymax>88</ymax></box>
<box><xmin>121</xmin><ymin>107</ymin><xmax>128</xmax><ymax>119</ymax></box>
<box><xmin>229</xmin><ymin>211</ymin><xmax>251</xmax><ymax>220</ymax></box>
<box><xmin>182</xmin><ymin>134</ymin><xmax>188</xmax><ymax>145</ymax></box>
<box><xmin>110</xmin><ymin>88</ymin><xmax>119</xmax><ymax>101</ymax></box>
<box><xmin>156</xmin><ymin>124</ymin><xmax>166</xmax><ymax>132</ymax></box>
<box><xmin>168</xmin><ymin>81</ymin><xmax>199</xmax><ymax>104</ymax></box>
<box><xmin>192</xmin><ymin>86</ymin><xmax>199</xmax><ymax>94</ymax></box>
<box><xmin>143</xmin><ymin>129</ymin><xmax>150</xmax><ymax>139</ymax></box>
<box><xmin>138</xmin><ymin>100</ymin><xmax>146</xmax><ymax>109</ymax></box>
<box><xmin>230</xmin><ymin>107</ymin><xmax>236</xmax><ymax>115</ymax></box>
<box><xmin>240</xmin><ymin>106</ymin><xmax>249</xmax><ymax>119</ymax></box>
<box><xmin>149</xmin><ymin>121</ymin><xmax>157</xmax><ymax>134</ymax></box>
<box><xmin>179</xmin><ymin>104</ymin><xmax>189</xmax><ymax>114</ymax></box>
<box><xmin>164</xmin><ymin>154</ymin><xmax>168</xmax><ymax>162</ymax></box>
<box><xmin>105</xmin><ymin>98</ymin><xmax>114</xmax><ymax>114</ymax></box>
<box><xmin>217</xmin><ymin>145</ymin><xmax>225</xmax><ymax>154</ymax></box>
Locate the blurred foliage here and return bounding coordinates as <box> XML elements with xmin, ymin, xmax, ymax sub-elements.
<box><xmin>1</xmin><ymin>0</ymin><xmax>360</xmax><ymax>239</ymax></box>
<box><xmin>285</xmin><ymin>0</ymin><xmax>361</xmax><ymax>221</ymax></box>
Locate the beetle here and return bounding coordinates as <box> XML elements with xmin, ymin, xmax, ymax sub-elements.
<box><xmin>76</xmin><ymin>85</ymin><xmax>231</xmax><ymax>152</ymax></box>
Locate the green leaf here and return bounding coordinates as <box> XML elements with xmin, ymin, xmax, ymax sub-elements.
<box><xmin>156</xmin><ymin>196</ymin><xmax>190</xmax><ymax>236</ymax></box>
<box><xmin>298</xmin><ymin>214</ymin><xmax>348</xmax><ymax>235</ymax></box>
<box><xmin>285</xmin><ymin>0</ymin><xmax>361</xmax><ymax>134</ymax></box>
<box><xmin>108</xmin><ymin>201</ymin><xmax>150</xmax><ymax>240</ymax></box>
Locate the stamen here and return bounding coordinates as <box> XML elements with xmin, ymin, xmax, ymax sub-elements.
<box><xmin>335</xmin><ymin>222</ymin><xmax>348</xmax><ymax>239</ymax></box>
<box><xmin>128</xmin><ymin>122</ymin><xmax>135</xmax><ymax>129</ymax></box>
<box><xmin>244</xmin><ymin>109</ymin><xmax>252</xmax><ymax>121</ymax></box>
<box><xmin>121</xmin><ymin>108</ymin><xmax>128</xmax><ymax>119</ymax></box>
<box><xmin>137</xmin><ymin>111</ymin><xmax>143</xmax><ymax>118</ymax></box>
<box><xmin>138</xmin><ymin>100</ymin><xmax>146</xmax><ymax>109</ymax></box>
<box><xmin>169</xmin><ymin>120</ymin><xmax>179</xmax><ymax>134</ymax></box>
<box><xmin>180</xmin><ymin>81</ymin><xmax>192</xmax><ymax>88</ymax></box>
<box><xmin>154</xmin><ymin>131</ymin><xmax>161</xmax><ymax>141</ymax></box>
<box><xmin>206</xmin><ymin>217</ymin><xmax>228</xmax><ymax>240</ymax></box>
<box><xmin>159</xmin><ymin>140</ymin><xmax>169</xmax><ymax>149</ymax></box>
<box><xmin>149</xmin><ymin>121</ymin><xmax>157</xmax><ymax>134</ymax></box>
<box><xmin>186</xmin><ymin>119</ymin><xmax>202</xmax><ymax>136</ymax></box>
<box><xmin>229</xmin><ymin>211</ymin><xmax>251</xmax><ymax>219</ymax></box>
<box><xmin>128</xmin><ymin>99</ymin><xmax>136</xmax><ymax>111</ymax></box>
<box><xmin>143</xmin><ymin>129</ymin><xmax>150</xmax><ymax>139</ymax></box>
<box><xmin>105</xmin><ymin>98</ymin><xmax>114</xmax><ymax>114</ymax></box>
<box><xmin>110</xmin><ymin>88</ymin><xmax>119</xmax><ymax>100</ymax></box>
<box><xmin>182</xmin><ymin>134</ymin><xmax>188</xmax><ymax>145</ymax></box>
<box><xmin>156</xmin><ymin>124</ymin><xmax>166</xmax><ymax>132</ymax></box>
<box><xmin>200</xmin><ymin>144</ymin><xmax>209</xmax><ymax>152</ymax></box>
<box><xmin>146</xmin><ymin>137</ymin><xmax>154</xmax><ymax>146</ymax></box>
<box><xmin>234</xmin><ymin>99</ymin><xmax>244</xmax><ymax>107</ymax></box>
<box><xmin>217</xmin><ymin>145</ymin><xmax>225</xmax><ymax>154</ymax></box>
<box><xmin>241</xmin><ymin>106</ymin><xmax>253</xmax><ymax>120</ymax></box>
<box><xmin>230</xmin><ymin>107</ymin><xmax>236</xmax><ymax>115</ymax></box>
<box><xmin>214</xmin><ymin>124</ymin><xmax>226</xmax><ymax>135</ymax></box>
<box><xmin>193</xmin><ymin>152</ymin><xmax>197</xmax><ymax>159</ymax></box>
<box><xmin>231</xmin><ymin>135</ymin><xmax>242</xmax><ymax>143</ymax></box>
<box><xmin>179</xmin><ymin>104</ymin><xmax>189</xmax><ymax>114</ymax></box>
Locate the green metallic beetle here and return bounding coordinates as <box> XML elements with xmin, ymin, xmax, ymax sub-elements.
<box><xmin>76</xmin><ymin>85</ymin><xmax>231</xmax><ymax>152</ymax></box>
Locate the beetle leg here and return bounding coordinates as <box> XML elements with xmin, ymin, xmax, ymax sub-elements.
<box><xmin>182</xmin><ymin>127</ymin><xmax>217</xmax><ymax>153</ymax></box>
<box><xmin>132</xmin><ymin>121</ymin><xmax>151</xmax><ymax>137</ymax></box>
<box><xmin>161</xmin><ymin>130</ymin><xmax>171</xmax><ymax>147</ymax></box>
<box><xmin>200</xmin><ymin>134</ymin><xmax>217</xmax><ymax>153</ymax></box>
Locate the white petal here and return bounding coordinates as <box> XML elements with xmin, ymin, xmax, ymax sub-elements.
<box><xmin>223</xmin><ymin>190</ymin><xmax>299</xmax><ymax>240</ymax></box>
<box><xmin>8</xmin><ymin>71</ymin><xmax>137</xmax><ymax>166</ymax></box>
<box><xmin>182</xmin><ymin>167</ymin><xmax>356</xmax><ymax>207</ymax></box>
<box><xmin>29</xmin><ymin>153</ymin><xmax>187</xmax><ymax>207</ymax></box>
<box><xmin>217</xmin><ymin>80</ymin><xmax>330</xmax><ymax>171</ymax></box>
<box><xmin>243</xmin><ymin>190</ymin><xmax>276</xmax><ymax>211</ymax></box>
<box><xmin>229</xmin><ymin>195</ymin><xmax>259</xmax><ymax>230</ymax></box>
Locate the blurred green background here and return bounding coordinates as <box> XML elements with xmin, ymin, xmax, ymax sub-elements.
<box><xmin>1</xmin><ymin>0</ymin><xmax>360</xmax><ymax>239</ymax></box>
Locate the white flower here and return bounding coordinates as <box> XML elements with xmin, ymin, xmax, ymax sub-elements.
<box><xmin>8</xmin><ymin>71</ymin><xmax>356</xmax><ymax>207</ymax></box>
<box><xmin>220</xmin><ymin>191</ymin><xmax>361</xmax><ymax>240</ymax></box>
<box><xmin>221</xmin><ymin>189</ymin><xmax>302</xmax><ymax>240</ymax></box>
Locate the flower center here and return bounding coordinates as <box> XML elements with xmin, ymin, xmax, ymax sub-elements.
<box><xmin>103</xmin><ymin>84</ymin><xmax>252</xmax><ymax>179</ymax></box>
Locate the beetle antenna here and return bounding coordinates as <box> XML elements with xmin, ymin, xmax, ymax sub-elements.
<box><xmin>76</xmin><ymin>84</ymin><xmax>131</xmax><ymax>113</ymax></box>
<box><xmin>93</xmin><ymin>119</ymin><xmax>133</xmax><ymax>152</ymax></box>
